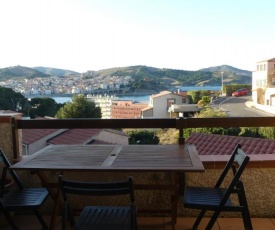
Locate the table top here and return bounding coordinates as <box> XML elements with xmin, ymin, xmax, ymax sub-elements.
<box><xmin>11</xmin><ymin>144</ymin><xmax>204</xmax><ymax>172</ymax></box>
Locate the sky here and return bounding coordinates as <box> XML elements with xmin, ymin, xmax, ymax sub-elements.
<box><xmin>1</xmin><ymin>0</ymin><xmax>275</xmax><ymax>73</ymax></box>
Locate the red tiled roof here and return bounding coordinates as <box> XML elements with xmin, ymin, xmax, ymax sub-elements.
<box><xmin>47</xmin><ymin>129</ymin><xmax>102</xmax><ymax>145</ymax></box>
<box><xmin>141</xmin><ymin>106</ymin><xmax>153</xmax><ymax>111</ymax></box>
<box><xmin>151</xmin><ymin>91</ymin><xmax>172</xmax><ymax>98</ymax></box>
<box><xmin>23</xmin><ymin>129</ymin><xmax>60</xmax><ymax>145</ymax></box>
<box><xmin>186</xmin><ymin>133</ymin><xmax>275</xmax><ymax>155</ymax></box>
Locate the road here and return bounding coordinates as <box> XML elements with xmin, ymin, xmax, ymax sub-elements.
<box><xmin>211</xmin><ymin>94</ymin><xmax>273</xmax><ymax>117</ymax></box>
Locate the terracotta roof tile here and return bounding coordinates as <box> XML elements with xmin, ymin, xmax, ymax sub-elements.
<box><xmin>186</xmin><ymin>133</ymin><xmax>275</xmax><ymax>155</ymax></box>
<box><xmin>22</xmin><ymin>129</ymin><xmax>60</xmax><ymax>145</ymax></box>
<box><xmin>47</xmin><ymin>129</ymin><xmax>101</xmax><ymax>145</ymax></box>
<box><xmin>151</xmin><ymin>91</ymin><xmax>172</xmax><ymax>98</ymax></box>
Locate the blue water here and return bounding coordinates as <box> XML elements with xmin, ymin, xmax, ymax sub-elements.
<box><xmin>42</xmin><ymin>86</ymin><xmax>221</xmax><ymax>104</ymax></box>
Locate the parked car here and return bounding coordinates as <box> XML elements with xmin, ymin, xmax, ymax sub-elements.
<box><xmin>232</xmin><ymin>88</ymin><xmax>249</xmax><ymax>97</ymax></box>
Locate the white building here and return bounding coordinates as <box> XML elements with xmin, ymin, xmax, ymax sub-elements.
<box><xmin>86</xmin><ymin>95</ymin><xmax>118</xmax><ymax>119</ymax></box>
<box><xmin>141</xmin><ymin>91</ymin><xmax>198</xmax><ymax>118</ymax></box>
<box><xmin>252</xmin><ymin>58</ymin><xmax>275</xmax><ymax>114</ymax></box>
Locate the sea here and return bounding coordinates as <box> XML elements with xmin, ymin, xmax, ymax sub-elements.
<box><xmin>30</xmin><ymin>86</ymin><xmax>221</xmax><ymax>104</ymax></box>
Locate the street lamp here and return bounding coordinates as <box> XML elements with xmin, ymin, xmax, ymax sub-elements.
<box><xmin>221</xmin><ymin>71</ymin><xmax>224</xmax><ymax>95</ymax></box>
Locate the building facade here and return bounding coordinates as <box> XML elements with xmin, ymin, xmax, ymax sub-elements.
<box><xmin>86</xmin><ymin>95</ymin><xmax>118</xmax><ymax>119</ymax></box>
<box><xmin>110</xmin><ymin>100</ymin><xmax>148</xmax><ymax>118</ymax></box>
<box><xmin>141</xmin><ymin>91</ymin><xmax>196</xmax><ymax>118</ymax></box>
<box><xmin>252</xmin><ymin>58</ymin><xmax>275</xmax><ymax>114</ymax></box>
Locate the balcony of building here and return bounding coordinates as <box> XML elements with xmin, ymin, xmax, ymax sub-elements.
<box><xmin>1</xmin><ymin>115</ymin><xmax>275</xmax><ymax>229</ymax></box>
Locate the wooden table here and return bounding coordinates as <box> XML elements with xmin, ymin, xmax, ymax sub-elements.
<box><xmin>11</xmin><ymin>144</ymin><xmax>204</xmax><ymax>229</ymax></box>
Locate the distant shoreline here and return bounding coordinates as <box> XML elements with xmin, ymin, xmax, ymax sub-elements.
<box><xmin>25</xmin><ymin>86</ymin><xmax>221</xmax><ymax>98</ymax></box>
<box><xmin>25</xmin><ymin>93</ymin><xmax>152</xmax><ymax>98</ymax></box>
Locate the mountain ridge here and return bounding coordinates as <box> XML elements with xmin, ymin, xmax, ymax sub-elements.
<box><xmin>33</xmin><ymin>66</ymin><xmax>79</xmax><ymax>76</ymax></box>
<box><xmin>0</xmin><ymin>65</ymin><xmax>252</xmax><ymax>86</ymax></box>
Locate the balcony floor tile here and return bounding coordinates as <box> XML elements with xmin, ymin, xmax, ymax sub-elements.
<box><xmin>1</xmin><ymin>215</ymin><xmax>275</xmax><ymax>230</ymax></box>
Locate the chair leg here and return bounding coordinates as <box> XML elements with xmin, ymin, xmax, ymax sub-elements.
<box><xmin>33</xmin><ymin>209</ymin><xmax>48</xmax><ymax>230</ymax></box>
<box><xmin>2</xmin><ymin>210</ymin><xmax>20</xmax><ymax>230</ymax></box>
<box><xmin>242</xmin><ymin>210</ymin><xmax>253</xmax><ymax>230</ymax></box>
<box><xmin>205</xmin><ymin>210</ymin><xmax>220</xmax><ymax>230</ymax></box>
<box><xmin>239</xmin><ymin>185</ymin><xmax>253</xmax><ymax>230</ymax></box>
<box><xmin>192</xmin><ymin>209</ymin><xmax>206</xmax><ymax>230</ymax></box>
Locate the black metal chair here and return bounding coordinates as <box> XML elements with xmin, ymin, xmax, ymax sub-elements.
<box><xmin>183</xmin><ymin>144</ymin><xmax>253</xmax><ymax>230</ymax></box>
<box><xmin>58</xmin><ymin>175</ymin><xmax>137</xmax><ymax>230</ymax></box>
<box><xmin>0</xmin><ymin>149</ymin><xmax>49</xmax><ymax>230</ymax></box>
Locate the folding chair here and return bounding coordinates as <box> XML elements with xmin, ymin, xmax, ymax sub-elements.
<box><xmin>0</xmin><ymin>149</ymin><xmax>49</xmax><ymax>230</ymax></box>
<box><xmin>183</xmin><ymin>144</ymin><xmax>253</xmax><ymax>230</ymax></box>
<box><xmin>58</xmin><ymin>175</ymin><xmax>137</xmax><ymax>230</ymax></box>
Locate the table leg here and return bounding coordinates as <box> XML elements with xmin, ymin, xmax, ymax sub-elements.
<box><xmin>170</xmin><ymin>172</ymin><xmax>179</xmax><ymax>227</ymax></box>
<box><xmin>36</xmin><ymin>171</ymin><xmax>61</xmax><ymax>230</ymax></box>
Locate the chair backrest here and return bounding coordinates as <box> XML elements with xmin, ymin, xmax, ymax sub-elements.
<box><xmin>215</xmin><ymin>144</ymin><xmax>250</xmax><ymax>188</ymax></box>
<box><xmin>0</xmin><ymin>149</ymin><xmax>24</xmax><ymax>190</ymax></box>
<box><xmin>214</xmin><ymin>144</ymin><xmax>250</xmax><ymax>207</ymax></box>
<box><xmin>58</xmin><ymin>175</ymin><xmax>135</xmax><ymax>204</ymax></box>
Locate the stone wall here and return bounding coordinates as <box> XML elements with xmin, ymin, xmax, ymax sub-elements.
<box><xmin>0</xmin><ymin>114</ymin><xmax>22</xmax><ymax>161</ymax></box>
<box><xmin>15</xmin><ymin>166</ymin><xmax>275</xmax><ymax>218</ymax></box>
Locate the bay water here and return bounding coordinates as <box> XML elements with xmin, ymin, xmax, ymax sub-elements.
<box><xmin>35</xmin><ymin>86</ymin><xmax>221</xmax><ymax>104</ymax></box>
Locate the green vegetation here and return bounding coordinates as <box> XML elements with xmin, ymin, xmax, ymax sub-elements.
<box><xmin>0</xmin><ymin>65</ymin><xmax>49</xmax><ymax>81</ymax></box>
<box><xmin>33</xmin><ymin>67</ymin><xmax>79</xmax><ymax>76</ymax></box>
<box><xmin>126</xmin><ymin>130</ymin><xmax>159</xmax><ymax>144</ymax></box>
<box><xmin>188</xmin><ymin>90</ymin><xmax>214</xmax><ymax>104</ymax></box>
<box><xmin>55</xmin><ymin>95</ymin><xmax>101</xmax><ymax>119</ymax></box>
<box><xmin>28</xmin><ymin>97</ymin><xmax>64</xmax><ymax>118</ymax></box>
<box><xmin>0</xmin><ymin>87</ymin><xmax>26</xmax><ymax>111</ymax></box>
<box><xmin>87</xmin><ymin>65</ymin><xmax>252</xmax><ymax>93</ymax></box>
<box><xmin>1</xmin><ymin>65</ymin><xmax>252</xmax><ymax>94</ymax></box>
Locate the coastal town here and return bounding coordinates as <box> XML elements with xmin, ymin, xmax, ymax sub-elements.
<box><xmin>0</xmin><ymin>74</ymin><xmax>132</xmax><ymax>96</ymax></box>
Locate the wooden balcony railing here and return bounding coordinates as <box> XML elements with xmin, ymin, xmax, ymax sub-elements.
<box><xmin>10</xmin><ymin>116</ymin><xmax>275</xmax><ymax>159</ymax></box>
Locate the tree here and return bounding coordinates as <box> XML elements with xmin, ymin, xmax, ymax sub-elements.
<box><xmin>55</xmin><ymin>95</ymin><xmax>101</xmax><ymax>118</ymax></box>
<box><xmin>189</xmin><ymin>107</ymin><xmax>241</xmax><ymax>136</ymax></box>
<box><xmin>127</xmin><ymin>130</ymin><xmax>159</xmax><ymax>144</ymax></box>
<box><xmin>202</xmin><ymin>96</ymin><xmax>211</xmax><ymax>104</ymax></box>
<box><xmin>259</xmin><ymin>127</ymin><xmax>275</xmax><ymax>139</ymax></box>
<box><xmin>28</xmin><ymin>97</ymin><xmax>64</xmax><ymax>118</ymax></box>
<box><xmin>0</xmin><ymin>86</ymin><xmax>26</xmax><ymax>111</ymax></box>
<box><xmin>239</xmin><ymin>127</ymin><xmax>264</xmax><ymax>138</ymax></box>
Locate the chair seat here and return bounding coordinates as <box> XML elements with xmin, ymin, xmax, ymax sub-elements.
<box><xmin>184</xmin><ymin>186</ymin><xmax>232</xmax><ymax>210</ymax></box>
<box><xmin>75</xmin><ymin>206</ymin><xmax>132</xmax><ymax>230</ymax></box>
<box><xmin>2</xmin><ymin>188</ymin><xmax>48</xmax><ymax>209</ymax></box>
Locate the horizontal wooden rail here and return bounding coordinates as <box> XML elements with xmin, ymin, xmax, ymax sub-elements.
<box><xmin>179</xmin><ymin>117</ymin><xmax>275</xmax><ymax>128</ymax></box>
<box><xmin>17</xmin><ymin>118</ymin><xmax>177</xmax><ymax>129</ymax></box>
<box><xmin>17</xmin><ymin>117</ymin><xmax>275</xmax><ymax>130</ymax></box>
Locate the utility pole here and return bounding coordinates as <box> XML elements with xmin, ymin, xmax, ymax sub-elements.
<box><xmin>221</xmin><ymin>71</ymin><xmax>224</xmax><ymax>95</ymax></box>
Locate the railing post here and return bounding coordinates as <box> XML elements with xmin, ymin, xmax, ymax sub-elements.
<box><xmin>11</xmin><ymin>117</ymin><xmax>20</xmax><ymax>160</ymax></box>
<box><xmin>0</xmin><ymin>114</ymin><xmax>22</xmax><ymax>162</ymax></box>
<box><xmin>176</xmin><ymin>117</ymin><xmax>186</xmax><ymax>145</ymax></box>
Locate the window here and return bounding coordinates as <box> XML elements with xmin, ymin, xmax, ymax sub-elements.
<box><xmin>182</xmin><ymin>97</ymin><xmax>186</xmax><ymax>103</ymax></box>
<box><xmin>167</xmin><ymin>98</ymin><xmax>175</xmax><ymax>108</ymax></box>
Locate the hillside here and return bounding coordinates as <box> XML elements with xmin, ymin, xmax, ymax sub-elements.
<box><xmin>33</xmin><ymin>66</ymin><xmax>79</xmax><ymax>76</ymax></box>
<box><xmin>0</xmin><ymin>65</ymin><xmax>49</xmax><ymax>81</ymax></box>
<box><xmin>83</xmin><ymin>65</ymin><xmax>252</xmax><ymax>87</ymax></box>
<box><xmin>0</xmin><ymin>65</ymin><xmax>252</xmax><ymax>91</ymax></box>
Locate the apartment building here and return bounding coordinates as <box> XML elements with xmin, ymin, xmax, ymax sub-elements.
<box><xmin>110</xmin><ymin>100</ymin><xmax>148</xmax><ymax>118</ymax></box>
<box><xmin>252</xmin><ymin>58</ymin><xmax>275</xmax><ymax>114</ymax></box>
<box><xmin>86</xmin><ymin>95</ymin><xmax>118</xmax><ymax>119</ymax></box>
